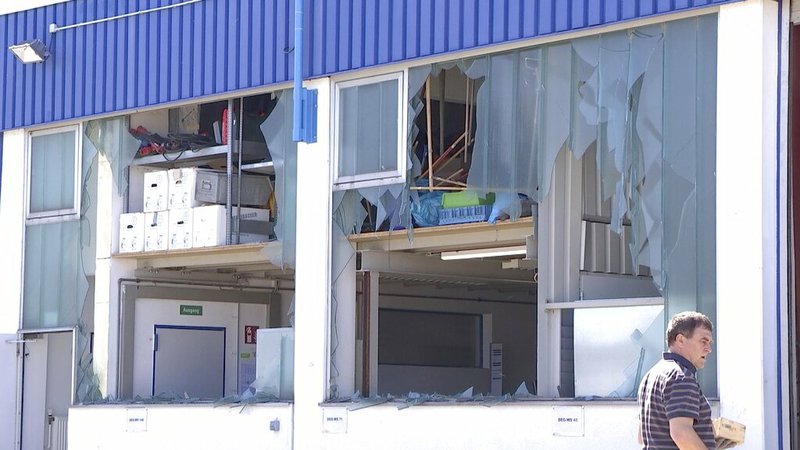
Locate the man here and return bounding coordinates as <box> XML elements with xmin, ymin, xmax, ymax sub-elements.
<box><xmin>637</xmin><ymin>311</ymin><xmax>716</xmax><ymax>450</ymax></box>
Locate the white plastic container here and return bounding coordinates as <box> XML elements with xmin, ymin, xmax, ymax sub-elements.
<box><xmin>119</xmin><ymin>213</ymin><xmax>145</xmax><ymax>253</ymax></box>
<box><xmin>168</xmin><ymin>208</ymin><xmax>194</xmax><ymax>250</ymax></box>
<box><xmin>143</xmin><ymin>170</ymin><xmax>168</xmax><ymax>212</ymax></box>
<box><xmin>193</xmin><ymin>205</ymin><xmax>271</xmax><ymax>248</ymax></box>
<box><xmin>167</xmin><ymin>168</ymin><xmax>203</xmax><ymax>210</ymax></box>
<box><xmin>144</xmin><ymin>211</ymin><xmax>169</xmax><ymax>252</ymax></box>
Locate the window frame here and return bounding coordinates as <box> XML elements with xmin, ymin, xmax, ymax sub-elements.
<box><xmin>332</xmin><ymin>70</ymin><xmax>407</xmax><ymax>190</ymax></box>
<box><xmin>25</xmin><ymin>124</ymin><xmax>82</xmax><ymax>224</ymax></box>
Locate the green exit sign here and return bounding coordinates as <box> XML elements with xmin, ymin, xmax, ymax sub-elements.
<box><xmin>179</xmin><ymin>305</ymin><xmax>203</xmax><ymax>316</ymax></box>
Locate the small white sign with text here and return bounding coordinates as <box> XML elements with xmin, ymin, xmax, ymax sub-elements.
<box><xmin>552</xmin><ymin>406</ymin><xmax>584</xmax><ymax>437</ymax></box>
<box><xmin>126</xmin><ymin>408</ymin><xmax>148</xmax><ymax>432</ymax></box>
<box><xmin>322</xmin><ymin>408</ymin><xmax>348</xmax><ymax>434</ymax></box>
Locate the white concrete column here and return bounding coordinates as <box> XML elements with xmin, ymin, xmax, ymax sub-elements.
<box><xmin>93</xmin><ymin>151</ymin><xmax>136</xmax><ymax>397</ymax></box>
<box><xmin>537</xmin><ymin>149</ymin><xmax>583</xmax><ymax>397</ymax></box>
<box><xmin>716</xmin><ymin>1</ymin><xmax>788</xmax><ymax>449</ymax></box>
<box><xmin>0</xmin><ymin>130</ymin><xmax>26</xmax><ymax>333</ymax></box>
<box><xmin>0</xmin><ymin>130</ymin><xmax>26</xmax><ymax>450</ymax></box>
<box><xmin>368</xmin><ymin>271</ymin><xmax>379</xmax><ymax>396</ymax></box>
<box><xmin>331</xmin><ymin>249</ymin><xmax>356</xmax><ymax>398</ymax></box>
<box><xmin>293</xmin><ymin>77</ymin><xmax>333</xmax><ymax>450</ymax></box>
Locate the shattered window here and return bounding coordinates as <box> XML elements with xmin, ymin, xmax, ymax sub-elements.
<box><xmin>332</xmin><ymin>14</ymin><xmax>718</xmax><ymax>402</ymax></box>
<box><xmin>78</xmin><ymin>90</ymin><xmax>298</xmax><ymax>405</ymax></box>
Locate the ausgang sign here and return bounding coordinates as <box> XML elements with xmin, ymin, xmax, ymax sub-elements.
<box><xmin>179</xmin><ymin>304</ymin><xmax>203</xmax><ymax>316</ymax></box>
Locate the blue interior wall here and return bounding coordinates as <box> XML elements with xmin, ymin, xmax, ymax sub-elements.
<box><xmin>0</xmin><ymin>0</ymin><xmax>739</xmax><ymax>132</ymax></box>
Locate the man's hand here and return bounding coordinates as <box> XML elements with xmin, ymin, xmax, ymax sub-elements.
<box><xmin>637</xmin><ymin>421</ymin><xmax>643</xmax><ymax>445</ymax></box>
<box><xmin>669</xmin><ymin>417</ymin><xmax>711</xmax><ymax>450</ymax></box>
<box><xmin>715</xmin><ymin>437</ymin><xmax>739</xmax><ymax>449</ymax></box>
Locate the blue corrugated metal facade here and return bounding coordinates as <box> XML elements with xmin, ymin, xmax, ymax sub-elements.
<box><xmin>0</xmin><ymin>0</ymin><xmax>738</xmax><ymax>132</ymax></box>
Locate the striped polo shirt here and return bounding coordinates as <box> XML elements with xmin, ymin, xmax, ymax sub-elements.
<box><xmin>637</xmin><ymin>352</ymin><xmax>715</xmax><ymax>449</ymax></box>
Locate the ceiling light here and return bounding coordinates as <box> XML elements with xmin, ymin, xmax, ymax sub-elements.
<box><xmin>8</xmin><ymin>39</ymin><xmax>49</xmax><ymax>64</ymax></box>
<box><xmin>441</xmin><ymin>245</ymin><xmax>527</xmax><ymax>261</ymax></box>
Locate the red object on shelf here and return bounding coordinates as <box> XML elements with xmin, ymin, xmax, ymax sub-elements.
<box><xmin>222</xmin><ymin>108</ymin><xmax>229</xmax><ymax>145</ymax></box>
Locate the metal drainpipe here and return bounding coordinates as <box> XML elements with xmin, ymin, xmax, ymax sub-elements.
<box><xmin>293</xmin><ymin>0</ymin><xmax>304</xmax><ymax>141</ymax></box>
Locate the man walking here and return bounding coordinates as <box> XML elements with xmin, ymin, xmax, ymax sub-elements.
<box><xmin>637</xmin><ymin>311</ymin><xmax>716</xmax><ymax>449</ymax></box>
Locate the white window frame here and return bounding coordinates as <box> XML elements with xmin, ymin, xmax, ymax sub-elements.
<box><xmin>25</xmin><ymin>124</ymin><xmax>82</xmax><ymax>224</ymax></box>
<box><xmin>332</xmin><ymin>71</ymin><xmax>407</xmax><ymax>190</ymax></box>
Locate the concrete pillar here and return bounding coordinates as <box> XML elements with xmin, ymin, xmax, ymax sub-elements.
<box><xmin>716</xmin><ymin>1</ymin><xmax>789</xmax><ymax>448</ymax></box>
<box><xmin>537</xmin><ymin>149</ymin><xmax>583</xmax><ymax>397</ymax></box>
<box><xmin>293</xmin><ymin>77</ymin><xmax>333</xmax><ymax>450</ymax></box>
<box><xmin>93</xmin><ymin>151</ymin><xmax>136</xmax><ymax>397</ymax></box>
<box><xmin>0</xmin><ymin>130</ymin><xmax>26</xmax><ymax>450</ymax></box>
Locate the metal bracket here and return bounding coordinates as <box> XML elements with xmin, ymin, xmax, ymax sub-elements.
<box><xmin>293</xmin><ymin>87</ymin><xmax>318</xmax><ymax>143</ymax></box>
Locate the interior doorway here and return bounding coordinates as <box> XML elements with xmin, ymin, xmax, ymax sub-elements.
<box><xmin>20</xmin><ymin>331</ymin><xmax>74</xmax><ymax>450</ymax></box>
<box><xmin>152</xmin><ymin>325</ymin><xmax>226</xmax><ymax>399</ymax></box>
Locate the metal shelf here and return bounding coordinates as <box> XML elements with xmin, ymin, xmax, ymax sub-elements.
<box><xmin>130</xmin><ymin>141</ymin><xmax>269</xmax><ymax>168</ymax></box>
<box><xmin>349</xmin><ymin>216</ymin><xmax>534</xmax><ymax>253</ymax></box>
<box><xmin>241</xmin><ymin>161</ymin><xmax>275</xmax><ymax>175</ymax></box>
<box><xmin>114</xmin><ymin>241</ymin><xmax>282</xmax><ymax>270</ymax></box>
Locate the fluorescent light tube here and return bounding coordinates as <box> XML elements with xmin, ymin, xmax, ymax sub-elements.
<box><xmin>441</xmin><ymin>245</ymin><xmax>527</xmax><ymax>261</ymax></box>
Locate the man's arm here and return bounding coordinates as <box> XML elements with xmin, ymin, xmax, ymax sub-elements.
<box><xmin>669</xmin><ymin>417</ymin><xmax>710</xmax><ymax>450</ymax></box>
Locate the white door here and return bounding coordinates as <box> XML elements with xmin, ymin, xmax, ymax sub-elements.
<box><xmin>152</xmin><ymin>325</ymin><xmax>225</xmax><ymax>399</ymax></box>
<box><xmin>2</xmin><ymin>334</ymin><xmax>19</xmax><ymax>450</ymax></box>
<box><xmin>20</xmin><ymin>331</ymin><xmax>73</xmax><ymax>450</ymax></box>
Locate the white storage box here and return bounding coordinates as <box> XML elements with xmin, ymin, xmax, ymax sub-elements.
<box><xmin>119</xmin><ymin>213</ymin><xmax>145</xmax><ymax>253</ymax></box>
<box><xmin>167</xmin><ymin>168</ymin><xmax>203</xmax><ymax>210</ymax></box>
<box><xmin>168</xmin><ymin>208</ymin><xmax>194</xmax><ymax>250</ymax></box>
<box><xmin>143</xmin><ymin>170</ymin><xmax>168</xmax><ymax>212</ymax></box>
<box><xmin>193</xmin><ymin>205</ymin><xmax>271</xmax><ymax>247</ymax></box>
<box><xmin>144</xmin><ymin>211</ymin><xmax>169</xmax><ymax>252</ymax></box>
<box><xmin>194</xmin><ymin>169</ymin><xmax>272</xmax><ymax>207</ymax></box>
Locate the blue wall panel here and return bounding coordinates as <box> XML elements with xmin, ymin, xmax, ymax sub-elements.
<box><xmin>1</xmin><ymin>0</ymin><xmax>739</xmax><ymax>132</ymax></box>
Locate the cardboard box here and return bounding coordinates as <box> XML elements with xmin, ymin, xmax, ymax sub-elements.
<box><xmin>143</xmin><ymin>170</ymin><xmax>168</xmax><ymax>212</ymax></box>
<box><xmin>713</xmin><ymin>417</ymin><xmax>745</xmax><ymax>449</ymax></box>
<box><xmin>168</xmin><ymin>208</ymin><xmax>194</xmax><ymax>250</ymax></box>
<box><xmin>144</xmin><ymin>211</ymin><xmax>168</xmax><ymax>252</ymax></box>
<box><xmin>193</xmin><ymin>205</ymin><xmax>271</xmax><ymax>248</ymax></box>
<box><xmin>167</xmin><ymin>168</ymin><xmax>203</xmax><ymax>210</ymax></box>
<box><xmin>119</xmin><ymin>213</ymin><xmax>145</xmax><ymax>253</ymax></box>
<box><xmin>194</xmin><ymin>169</ymin><xmax>271</xmax><ymax>207</ymax></box>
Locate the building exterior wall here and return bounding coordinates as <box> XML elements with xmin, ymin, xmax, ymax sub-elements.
<box><xmin>0</xmin><ymin>0</ymin><xmax>740</xmax><ymax>131</ymax></box>
<box><xmin>69</xmin><ymin>404</ymin><xmax>294</xmax><ymax>449</ymax></box>
<box><xmin>0</xmin><ymin>1</ymin><xmax>792</xmax><ymax>450</ymax></box>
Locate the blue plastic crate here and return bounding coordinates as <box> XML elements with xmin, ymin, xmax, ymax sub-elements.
<box><xmin>438</xmin><ymin>205</ymin><xmax>491</xmax><ymax>225</ymax></box>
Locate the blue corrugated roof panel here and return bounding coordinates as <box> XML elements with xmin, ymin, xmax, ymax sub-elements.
<box><xmin>1</xmin><ymin>0</ymin><xmax>740</xmax><ymax>131</ymax></box>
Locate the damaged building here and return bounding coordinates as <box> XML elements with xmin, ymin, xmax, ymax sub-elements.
<box><xmin>0</xmin><ymin>0</ymin><xmax>795</xmax><ymax>449</ymax></box>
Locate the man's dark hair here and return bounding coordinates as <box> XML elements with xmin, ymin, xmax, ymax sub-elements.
<box><xmin>666</xmin><ymin>311</ymin><xmax>713</xmax><ymax>346</ymax></box>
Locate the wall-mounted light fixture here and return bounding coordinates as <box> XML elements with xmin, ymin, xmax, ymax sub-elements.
<box><xmin>440</xmin><ymin>245</ymin><xmax>527</xmax><ymax>261</ymax></box>
<box><xmin>8</xmin><ymin>39</ymin><xmax>49</xmax><ymax>64</ymax></box>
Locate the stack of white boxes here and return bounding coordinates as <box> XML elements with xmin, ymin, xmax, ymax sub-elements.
<box><xmin>118</xmin><ymin>168</ymin><xmax>271</xmax><ymax>253</ymax></box>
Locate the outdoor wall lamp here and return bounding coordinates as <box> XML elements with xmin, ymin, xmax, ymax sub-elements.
<box><xmin>8</xmin><ymin>39</ymin><xmax>49</xmax><ymax>64</ymax></box>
